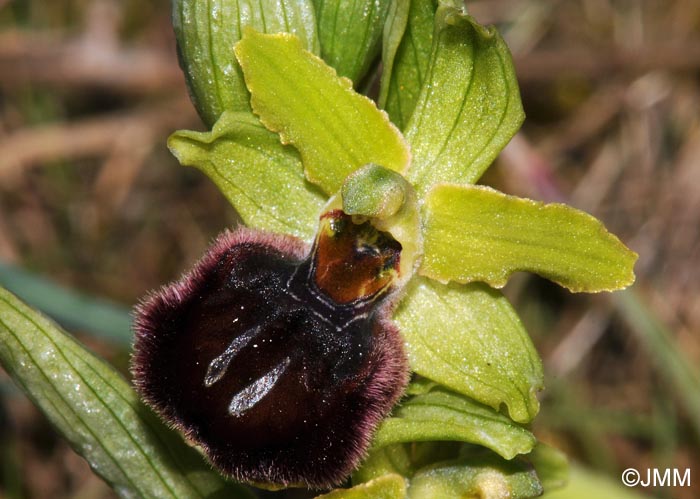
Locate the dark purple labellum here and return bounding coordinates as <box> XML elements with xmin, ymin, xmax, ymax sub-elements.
<box><xmin>131</xmin><ymin>211</ymin><xmax>409</xmax><ymax>489</ymax></box>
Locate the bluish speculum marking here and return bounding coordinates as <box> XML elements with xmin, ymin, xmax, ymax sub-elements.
<box><xmin>204</xmin><ymin>322</ymin><xmax>257</xmax><ymax>387</ymax></box>
<box><xmin>200</xmin><ymin>210</ymin><xmax>401</xmax><ymax>415</ymax></box>
<box><xmin>228</xmin><ymin>356</ymin><xmax>291</xmax><ymax>416</ymax></box>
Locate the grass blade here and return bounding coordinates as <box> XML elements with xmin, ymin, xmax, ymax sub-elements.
<box><xmin>0</xmin><ymin>286</ymin><xmax>252</xmax><ymax>498</ymax></box>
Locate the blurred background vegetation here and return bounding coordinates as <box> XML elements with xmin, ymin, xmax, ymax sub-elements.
<box><xmin>0</xmin><ymin>0</ymin><xmax>698</xmax><ymax>497</ymax></box>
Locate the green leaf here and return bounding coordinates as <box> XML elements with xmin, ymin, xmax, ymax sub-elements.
<box><xmin>420</xmin><ymin>184</ymin><xmax>638</xmax><ymax>292</ymax></box>
<box><xmin>234</xmin><ymin>29</ymin><xmax>410</xmax><ymax>195</ymax></box>
<box><xmin>393</xmin><ymin>276</ymin><xmax>543</xmax><ymax>423</ymax></box>
<box><xmin>0</xmin><ymin>287</ymin><xmax>253</xmax><ymax>498</ymax></box>
<box><xmin>404</xmin><ymin>5</ymin><xmax>524</xmax><ymax>196</ymax></box>
<box><xmin>379</xmin><ymin>0</ymin><xmax>437</xmax><ymax>130</ymax></box>
<box><xmin>168</xmin><ymin>111</ymin><xmax>326</xmax><ymax>241</ymax></box>
<box><xmin>173</xmin><ymin>0</ymin><xmax>319</xmax><ymax>127</ymax></box>
<box><xmin>315</xmin><ymin>474</ymin><xmax>407</xmax><ymax>499</ymax></box>
<box><xmin>407</xmin><ymin>454</ymin><xmax>543</xmax><ymax>499</ymax></box>
<box><xmin>313</xmin><ymin>0</ymin><xmax>391</xmax><ymax>84</ymax></box>
<box><xmin>373</xmin><ymin>386</ymin><xmax>536</xmax><ymax>459</ymax></box>
<box><xmin>528</xmin><ymin>443</ymin><xmax>569</xmax><ymax>493</ymax></box>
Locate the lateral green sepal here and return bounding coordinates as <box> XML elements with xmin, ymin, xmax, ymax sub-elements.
<box><xmin>420</xmin><ymin>184</ymin><xmax>638</xmax><ymax>292</ymax></box>
<box><xmin>168</xmin><ymin>111</ymin><xmax>326</xmax><ymax>241</ymax></box>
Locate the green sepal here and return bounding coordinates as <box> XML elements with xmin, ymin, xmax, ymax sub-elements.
<box><xmin>372</xmin><ymin>386</ymin><xmax>537</xmax><ymax>460</ymax></box>
<box><xmin>314</xmin><ymin>474</ymin><xmax>407</xmax><ymax>499</ymax></box>
<box><xmin>235</xmin><ymin>29</ymin><xmax>411</xmax><ymax>195</ymax></box>
<box><xmin>173</xmin><ymin>0</ymin><xmax>319</xmax><ymax>127</ymax></box>
<box><xmin>420</xmin><ymin>184</ymin><xmax>638</xmax><ymax>292</ymax></box>
<box><xmin>393</xmin><ymin>276</ymin><xmax>543</xmax><ymax>423</ymax></box>
<box><xmin>404</xmin><ymin>5</ymin><xmax>524</xmax><ymax>195</ymax></box>
<box><xmin>168</xmin><ymin>111</ymin><xmax>326</xmax><ymax>241</ymax></box>
<box><xmin>0</xmin><ymin>287</ymin><xmax>253</xmax><ymax>499</ymax></box>
<box><xmin>379</xmin><ymin>0</ymin><xmax>437</xmax><ymax>129</ymax></box>
<box><xmin>313</xmin><ymin>0</ymin><xmax>392</xmax><ymax>84</ymax></box>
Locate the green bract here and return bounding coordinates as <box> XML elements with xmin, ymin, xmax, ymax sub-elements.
<box><xmin>527</xmin><ymin>443</ymin><xmax>569</xmax><ymax>492</ymax></box>
<box><xmin>173</xmin><ymin>0</ymin><xmax>319</xmax><ymax>127</ymax></box>
<box><xmin>351</xmin><ymin>443</ymin><xmax>545</xmax><ymax>499</ymax></box>
<box><xmin>313</xmin><ymin>0</ymin><xmax>392</xmax><ymax>84</ymax></box>
<box><xmin>404</xmin><ymin>5</ymin><xmax>525</xmax><ymax>196</ymax></box>
<box><xmin>379</xmin><ymin>0</ymin><xmax>437</xmax><ymax>130</ymax></box>
<box><xmin>405</xmin><ymin>455</ymin><xmax>543</xmax><ymax>499</ymax></box>
<box><xmin>394</xmin><ymin>278</ymin><xmax>543</xmax><ymax>423</ymax></box>
<box><xmin>0</xmin><ymin>2</ymin><xmax>639</xmax><ymax>498</ymax></box>
<box><xmin>371</xmin><ymin>385</ymin><xmax>537</xmax><ymax>459</ymax></box>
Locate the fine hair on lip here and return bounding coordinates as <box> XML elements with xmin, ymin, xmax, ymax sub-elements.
<box><xmin>131</xmin><ymin>225</ymin><xmax>409</xmax><ymax>489</ymax></box>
